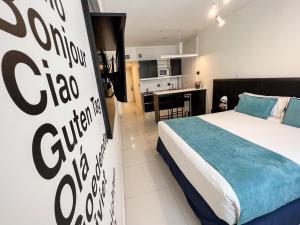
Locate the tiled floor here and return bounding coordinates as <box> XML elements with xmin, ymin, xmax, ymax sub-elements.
<box><xmin>120</xmin><ymin>102</ymin><xmax>202</xmax><ymax>225</ymax></box>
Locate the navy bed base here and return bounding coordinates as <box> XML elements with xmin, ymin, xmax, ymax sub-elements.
<box><xmin>157</xmin><ymin>138</ymin><xmax>300</xmax><ymax>225</ymax></box>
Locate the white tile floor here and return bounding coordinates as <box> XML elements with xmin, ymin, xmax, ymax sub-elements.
<box><xmin>120</xmin><ymin>102</ymin><xmax>202</xmax><ymax>225</ymax></box>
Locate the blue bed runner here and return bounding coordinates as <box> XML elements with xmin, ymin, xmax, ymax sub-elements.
<box><xmin>165</xmin><ymin>117</ymin><xmax>300</xmax><ymax>224</ymax></box>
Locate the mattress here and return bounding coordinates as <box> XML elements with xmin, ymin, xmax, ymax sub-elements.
<box><xmin>158</xmin><ymin>110</ymin><xmax>300</xmax><ymax>225</ymax></box>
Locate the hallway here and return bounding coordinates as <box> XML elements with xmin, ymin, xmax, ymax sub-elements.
<box><xmin>120</xmin><ymin>103</ymin><xmax>201</xmax><ymax>225</ymax></box>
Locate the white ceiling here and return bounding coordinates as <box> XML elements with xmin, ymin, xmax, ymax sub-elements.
<box><xmin>100</xmin><ymin>0</ymin><xmax>253</xmax><ymax>47</ymax></box>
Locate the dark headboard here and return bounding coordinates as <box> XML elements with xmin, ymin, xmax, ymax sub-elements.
<box><xmin>212</xmin><ymin>78</ymin><xmax>300</xmax><ymax>113</ymax></box>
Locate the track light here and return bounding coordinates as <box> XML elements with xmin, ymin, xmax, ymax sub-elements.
<box><xmin>216</xmin><ymin>15</ymin><xmax>226</xmax><ymax>27</ymax></box>
<box><xmin>209</xmin><ymin>0</ymin><xmax>228</xmax><ymax>27</ymax></box>
<box><xmin>209</xmin><ymin>1</ymin><xmax>218</xmax><ymax>18</ymax></box>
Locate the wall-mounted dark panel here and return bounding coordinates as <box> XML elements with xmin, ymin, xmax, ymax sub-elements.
<box><xmin>91</xmin><ymin>13</ymin><xmax>127</xmax><ymax>103</ymax></box>
<box><xmin>139</xmin><ymin>60</ymin><xmax>158</xmax><ymax>79</ymax></box>
<box><xmin>170</xmin><ymin>59</ymin><xmax>182</xmax><ymax>76</ymax></box>
<box><xmin>212</xmin><ymin>78</ymin><xmax>300</xmax><ymax>113</ymax></box>
<box><xmin>91</xmin><ymin>13</ymin><xmax>126</xmax><ymax>51</ymax></box>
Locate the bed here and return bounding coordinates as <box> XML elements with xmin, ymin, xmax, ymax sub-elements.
<box><xmin>156</xmin><ymin>78</ymin><xmax>300</xmax><ymax>225</ymax></box>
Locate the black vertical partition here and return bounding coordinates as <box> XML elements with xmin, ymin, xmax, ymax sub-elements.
<box><xmin>82</xmin><ymin>6</ymin><xmax>127</xmax><ymax>138</ymax></box>
<box><xmin>212</xmin><ymin>78</ymin><xmax>300</xmax><ymax>113</ymax></box>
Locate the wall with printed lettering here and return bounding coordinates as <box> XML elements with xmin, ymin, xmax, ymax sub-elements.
<box><xmin>0</xmin><ymin>1</ymin><xmax>124</xmax><ymax>225</ymax></box>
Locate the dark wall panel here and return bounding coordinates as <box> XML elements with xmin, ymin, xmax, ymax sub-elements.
<box><xmin>212</xmin><ymin>78</ymin><xmax>300</xmax><ymax>113</ymax></box>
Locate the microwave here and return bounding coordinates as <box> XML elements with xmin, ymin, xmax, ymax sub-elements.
<box><xmin>158</xmin><ymin>68</ymin><xmax>170</xmax><ymax>76</ymax></box>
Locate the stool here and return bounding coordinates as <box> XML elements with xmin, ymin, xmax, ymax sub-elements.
<box><xmin>158</xmin><ymin>100</ymin><xmax>174</xmax><ymax>121</ymax></box>
<box><xmin>173</xmin><ymin>94</ymin><xmax>185</xmax><ymax>118</ymax></box>
<box><xmin>184</xmin><ymin>93</ymin><xmax>192</xmax><ymax>117</ymax></box>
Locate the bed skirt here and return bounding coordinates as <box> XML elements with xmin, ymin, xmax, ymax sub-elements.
<box><xmin>156</xmin><ymin>137</ymin><xmax>300</xmax><ymax>225</ymax></box>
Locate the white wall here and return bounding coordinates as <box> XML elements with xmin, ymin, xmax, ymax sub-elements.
<box><xmin>125</xmin><ymin>47</ymin><xmax>138</xmax><ymax>61</ymax></box>
<box><xmin>181</xmin><ymin>57</ymin><xmax>198</xmax><ymax>88</ymax></box>
<box><xmin>183</xmin><ymin>0</ymin><xmax>300</xmax><ymax>112</ymax></box>
<box><xmin>0</xmin><ymin>1</ymin><xmax>124</xmax><ymax>225</ymax></box>
<box><xmin>97</xmin><ymin>0</ymin><xmax>105</xmax><ymax>11</ymax></box>
<box><xmin>88</xmin><ymin>0</ymin><xmax>101</xmax><ymax>12</ymax></box>
<box><xmin>180</xmin><ymin>36</ymin><xmax>201</xmax><ymax>89</ymax></box>
<box><xmin>132</xmin><ymin>45</ymin><xmax>178</xmax><ymax>60</ymax></box>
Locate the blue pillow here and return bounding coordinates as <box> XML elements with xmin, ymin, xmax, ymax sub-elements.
<box><xmin>282</xmin><ymin>98</ymin><xmax>300</xmax><ymax>128</ymax></box>
<box><xmin>235</xmin><ymin>94</ymin><xmax>277</xmax><ymax>119</ymax></box>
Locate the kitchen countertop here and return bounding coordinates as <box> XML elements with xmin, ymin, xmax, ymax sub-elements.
<box><xmin>153</xmin><ymin>87</ymin><xmax>206</xmax><ymax>96</ymax></box>
<box><xmin>142</xmin><ymin>92</ymin><xmax>154</xmax><ymax>96</ymax></box>
<box><xmin>140</xmin><ymin>75</ymin><xmax>182</xmax><ymax>81</ymax></box>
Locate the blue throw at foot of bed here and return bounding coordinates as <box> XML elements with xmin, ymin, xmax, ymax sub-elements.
<box><xmin>162</xmin><ymin>117</ymin><xmax>300</xmax><ymax>224</ymax></box>
<box><xmin>157</xmin><ymin>138</ymin><xmax>300</xmax><ymax>225</ymax></box>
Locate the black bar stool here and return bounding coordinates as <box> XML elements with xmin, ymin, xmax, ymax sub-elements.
<box><xmin>158</xmin><ymin>95</ymin><xmax>174</xmax><ymax>121</ymax></box>
<box><xmin>173</xmin><ymin>94</ymin><xmax>185</xmax><ymax>118</ymax></box>
<box><xmin>184</xmin><ymin>93</ymin><xmax>192</xmax><ymax>117</ymax></box>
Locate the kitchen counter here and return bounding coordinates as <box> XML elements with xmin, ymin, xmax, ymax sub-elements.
<box><xmin>142</xmin><ymin>92</ymin><xmax>154</xmax><ymax>96</ymax></box>
<box><xmin>154</xmin><ymin>87</ymin><xmax>206</xmax><ymax>96</ymax></box>
<box><xmin>153</xmin><ymin>88</ymin><xmax>207</xmax><ymax>123</ymax></box>
<box><xmin>140</xmin><ymin>75</ymin><xmax>182</xmax><ymax>81</ymax></box>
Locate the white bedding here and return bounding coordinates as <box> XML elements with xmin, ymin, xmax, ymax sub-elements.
<box><xmin>158</xmin><ymin>110</ymin><xmax>300</xmax><ymax>225</ymax></box>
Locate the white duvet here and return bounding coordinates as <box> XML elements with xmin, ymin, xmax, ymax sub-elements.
<box><xmin>158</xmin><ymin>110</ymin><xmax>300</xmax><ymax>225</ymax></box>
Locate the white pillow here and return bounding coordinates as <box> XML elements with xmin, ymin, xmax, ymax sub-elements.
<box><xmin>241</xmin><ymin>93</ymin><xmax>290</xmax><ymax>119</ymax></box>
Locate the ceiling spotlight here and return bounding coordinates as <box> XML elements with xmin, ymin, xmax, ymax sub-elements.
<box><xmin>209</xmin><ymin>1</ymin><xmax>218</xmax><ymax>18</ymax></box>
<box><xmin>209</xmin><ymin>0</ymin><xmax>227</xmax><ymax>27</ymax></box>
<box><xmin>216</xmin><ymin>15</ymin><xmax>226</xmax><ymax>27</ymax></box>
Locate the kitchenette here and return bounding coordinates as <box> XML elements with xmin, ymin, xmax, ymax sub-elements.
<box><xmin>140</xmin><ymin>58</ymin><xmax>183</xmax><ymax>112</ymax></box>
<box><xmin>139</xmin><ymin>57</ymin><xmax>206</xmax><ymax>123</ymax></box>
<box><xmin>126</xmin><ymin>45</ymin><xmax>206</xmax><ymax>122</ymax></box>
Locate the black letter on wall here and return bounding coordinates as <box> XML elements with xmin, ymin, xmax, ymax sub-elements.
<box><xmin>28</xmin><ymin>8</ymin><xmax>52</xmax><ymax>51</ymax></box>
<box><xmin>0</xmin><ymin>0</ymin><xmax>26</xmax><ymax>37</ymax></box>
<box><xmin>32</xmin><ymin>123</ymin><xmax>66</xmax><ymax>180</ymax></box>
<box><xmin>55</xmin><ymin>174</ymin><xmax>76</xmax><ymax>225</ymax></box>
<box><xmin>1</xmin><ymin>50</ymin><xmax>47</xmax><ymax>115</ymax></box>
<box><xmin>54</xmin><ymin>0</ymin><xmax>66</xmax><ymax>22</ymax></box>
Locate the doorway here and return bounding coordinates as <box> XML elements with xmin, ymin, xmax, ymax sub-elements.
<box><xmin>126</xmin><ymin>67</ymin><xmax>135</xmax><ymax>103</ymax></box>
